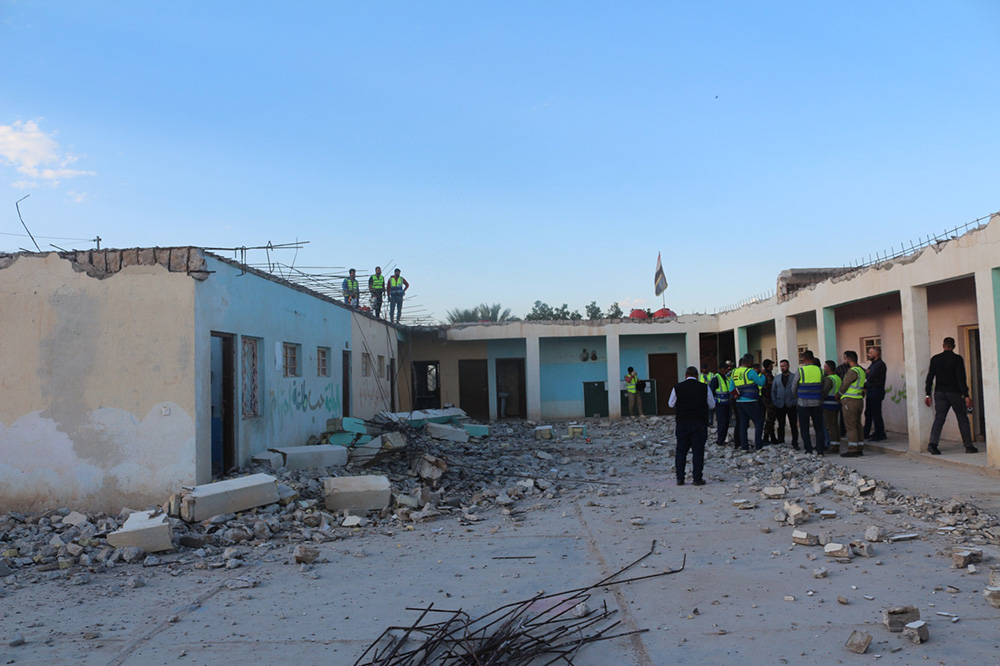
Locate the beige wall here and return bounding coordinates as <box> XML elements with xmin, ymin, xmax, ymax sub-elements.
<box><xmin>400</xmin><ymin>336</ymin><xmax>489</xmax><ymax>411</ymax></box>
<box><xmin>0</xmin><ymin>254</ymin><xmax>197</xmax><ymax>511</ymax></box>
<box><xmin>351</xmin><ymin>313</ymin><xmax>399</xmax><ymax>417</ymax></box>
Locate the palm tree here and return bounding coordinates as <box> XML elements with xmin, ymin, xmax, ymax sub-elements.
<box><xmin>476</xmin><ymin>303</ymin><xmax>512</xmax><ymax>322</ymax></box>
<box><xmin>446</xmin><ymin>307</ymin><xmax>480</xmax><ymax>323</ymax></box>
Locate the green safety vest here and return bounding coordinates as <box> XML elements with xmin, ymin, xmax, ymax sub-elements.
<box><xmin>732</xmin><ymin>366</ymin><xmax>759</xmax><ymax>399</ymax></box>
<box><xmin>823</xmin><ymin>374</ymin><xmax>841</xmax><ymax>409</ymax></box>
<box><xmin>626</xmin><ymin>374</ymin><xmax>638</xmax><ymax>394</ymax></box>
<box><xmin>345</xmin><ymin>278</ymin><xmax>358</xmax><ymax>294</ymax></box>
<box><xmin>370</xmin><ymin>275</ymin><xmax>384</xmax><ymax>290</ymax></box>
<box><xmin>389</xmin><ymin>276</ymin><xmax>404</xmax><ymax>295</ymax></box>
<box><xmin>699</xmin><ymin>372</ymin><xmax>713</xmax><ymax>384</ymax></box>
<box><xmin>842</xmin><ymin>366</ymin><xmax>866</xmax><ymax>400</ymax></box>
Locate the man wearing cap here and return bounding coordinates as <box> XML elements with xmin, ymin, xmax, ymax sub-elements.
<box><xmin>732</xmin><ymin>353</ymin><xmax>766</xmax><ymax>451</ymax></box>
<box><xmin>669</xmin><ymin>366</ymin><xmax>716</xmax><ymax>486</ymax></box>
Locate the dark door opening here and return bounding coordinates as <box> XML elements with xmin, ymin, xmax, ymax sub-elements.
<box><xmin>495</xmin><ymin>357</ymin><xmax>526</xmax><ymax>419</ymax></box>
<box><xmin>389</xmin><ymin>358</ymin><xmax>397</xmax><ymax>412</ymax></box>
<box><xmin>648</xmin><ymin>353</ymin><xmax>678</xmax><ymax>416</ymax></box>
<box><xmin>342</xmin><ymin>351</ymin><xmax>351</xmax><ymax>418</ymax></box>
<box><xmin>966</xmin><ymin>327</ymin><xmax>985</xmax><ymax>441</ymax></box>
<box><xmin>412</xmin><ymin>361</ymin><xmax>441</xmax><ymax>410</ymax></box>
<box><xmin>458</xmin><ymin>359</ymin><xmax>490</xmax><ymax>421</ymax></box>
<box><xmin>211</xmin><ymin>332</ymin><xmax>236</xmax><ymax>477</ymax></box>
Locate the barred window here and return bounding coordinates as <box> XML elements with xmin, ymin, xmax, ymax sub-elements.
<box><xmin>241</xmin><ymin>337</ymin><xmax>261</xmax><ymax>418</ymax></box>
<box><xmin>362</xmin><ymin>353</ymin><xmax>372</xmax><ymax>377</ymax></box>
<box><xmin>283</xmin><ymin>343</ymin><xmax>300</xmax><ymax>378</ymax></box>
<box><xmin>317</xmin><ymin>347</ymin><xmax>330</xmax><ymax>377</ymax></box>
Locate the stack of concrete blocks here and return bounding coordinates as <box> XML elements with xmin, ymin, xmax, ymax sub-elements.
<box><xmin>178</xmin><ymin>474</ymin><xmax>280</xmax><ymax>522</ymax></box>
<box><xmin>566</xmin><ymin>424</ymin><xmax>587</xmax><ymax>438</ymax></box>
<box><xmin>323</xmin><ymin>475</ymin><xmax>392</xmax><ymax>512</ymax></box>
<box><xmin>107</xmin><ymin>510</ymin><xmax>174</xmax><ymax>553</ymax></box>
<box><xmin>534</xmin><ymin>426</ymin><xmax>554</xmax><ymax>440</ymax></box>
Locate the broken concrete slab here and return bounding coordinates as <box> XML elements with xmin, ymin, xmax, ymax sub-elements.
<box><xmin>179</xmin><ymin>474</ymin><xmax>280</xmax><ymax>523</ymax></box>
<box><xmin>252</xmin><ymin>451</ymin><xmax>285</xmax><ymax>470</ymax></box>
<box><xmin>271</xmin><ymin>445</ymin><xmax>348</xmax><ymax>470</ymax></box>
<box><xmin>984</xmin><ymin>586</ymin><xmax>1000</xmax><ymax>608</ymax></box>
<box><xmin>61</xmin><ymin>511</ymin><xmax>90</xmax><ymax>527</ymax></box>
<box><xmin>426</xmin><ymin>422</ymin><xmax>470</xmax><ymax>443</ymax></box>
<box><xmin>845</xmin><ymin>630</ymin><xmax>871</xmax><ymax>654</ymax></box>
<box><xmin>792</xmin><ymin>530</ymin><xmax>819</xmax><ymax>546</ymax></box>
<box><xmin>903</xmin><ymin>620</ymin><xmax>929</xmax><ymax>644</ymax></box>
<box><xmin>376</xmin><ymin>407</ymin><xmax>468</xmax><ymax>428</ymax></box>
<box><xmin>461</xmin><ymin>423</ymin><xmax>490</xmax><ymax>438</ymax></box>
<box><xmin>106</xmin><ymin>510</ymin><xmax>174</xmax><ymax>553</ymax></box>
<box><xmin>883</xmin><ymin>605</ymin><xmax>920</xmax><ymax>632</ymax></box>
<box><xmin>323</xmin><ymin>475</ymin><xmax>391</xmax><ymax>512</ymax></box>
<box><xmin>762</xmin><ymin>486</ymin><xmax>787</xmax><ymax>499</ymax></box>
<box><xmin>951</xmin><ymin>547</ymin><xmax>983</xmax><ymax>568</ymax></box>
<box><xmin>381</xmin><ymin>432</ymin><xmax>407</xmax><ymax>450</ymax></box>
<box><xmin>823</xmin><ymin>542</ymin><xmax>851</xmax><ymax>558</ymax></box>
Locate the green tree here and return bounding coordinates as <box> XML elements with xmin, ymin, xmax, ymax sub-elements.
<box><xmin>524</xmin><ymin>300</ymin><xmax>556</xmax><ymax>320</ymax></box>
<box><xmin>607</xmin><ymin>302</ymin><xmax>624</xmax><ymax>318</ymax></box>
<box><xmin>585</xmin><ymin>301</ymin><xmax>604</xmax><ymax>320</ymax></box>
<box><xmin>476</xmin><ymin>303</ymin><xmax>513</xmax><ymax>322</ymax></box>
<box><xmin>446</xmin><ymin>307</ymin><xmax>481</xmax><ymax>323</ymax></box>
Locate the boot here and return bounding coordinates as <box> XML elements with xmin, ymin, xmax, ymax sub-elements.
<box><xmin>827</xmin><ymin>443</ymin><xmax>840</xmax><ymax>455</ymax></box>
<box><xmin>840</xmin><ymin>443</ymin><xmax>861</xmax><ymax>458</ymax></box>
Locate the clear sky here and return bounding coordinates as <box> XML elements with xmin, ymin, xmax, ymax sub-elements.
<box><xmin>2</xmin><ymin>1</ymin><xmax>998</xmax><ymax>323</ymax></box>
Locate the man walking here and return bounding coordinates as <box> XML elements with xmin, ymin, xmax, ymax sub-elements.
<box><xmin>771</xmin><ymin>359</ymin><xmax>799</xmax><ymax>449</ymax></box>
<box><xmin>732</xmin><ymin>354</ymin><xmax>766</xmax><ymax>451</ymax></box>
<box><xmin>793</xmin><ymin>350</ymin><xmax>826</xmax><ymax>455</ymax></box>
<box><xmin>839</xmin><ymin>350</ymin><xmax>866</xmax><ymax>458</ymax></box>
<box><xmin>925</xmin><ymin>337</ymin><xmax>977</xmax><ymax>454</ymax></box>
<box><xmin>624</xmin><ymin>367</ymin><xmax>644</xmax><ymax>417</ymax></box>
<box><xmin>669</xmin><ymin>366</ymin><xmax>715</xmax><ymax>486</ymax></box>
<box><xmin>864</xmin><ymin>346</ymin><xmax>887</xmax><ymax>441</ymax></box>
<box><xmin>387</xmin><ymin>268</ymin><xmax>409</xmax><ymax>323</ymax></box>
<box><xmin>368</xmin><ymin>266</ymin><xmax>386</xmax><ymax>318</ymax></box>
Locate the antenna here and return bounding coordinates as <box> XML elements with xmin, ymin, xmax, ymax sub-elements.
<box><xmin>15</xmin><ymin>195</ymin><xmax>41</xmax><ymax>252</ymax></box>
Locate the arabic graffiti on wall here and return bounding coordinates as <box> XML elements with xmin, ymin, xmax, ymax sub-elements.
<box><xmin>269</xmin><ymin>380</ymin><xmax>341</xmax><ymax>427</ymax></box>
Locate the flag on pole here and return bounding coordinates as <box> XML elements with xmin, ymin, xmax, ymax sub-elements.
<box><xmin>654</xmin><ymin>252</ymin><xmax>668</xmax><ymax>296</ymax></box>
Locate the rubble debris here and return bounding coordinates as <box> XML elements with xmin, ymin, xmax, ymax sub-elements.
<box><xmin>792</xmin><ymin>530</ymin><xmax>819</xmax><ymax>546</ymax></box>
<box><xmin>864</xmin><ymin>525</ymin><xmax>885</xmax><ymax>542</ymax></box>
<box><xmin>883</xmin><ymin>605</ymin><xmax>920</xmax><ymax>632</ymax></box>
<box><xmin>177</xmin><ymin>474</ymin><xmax>280</xmax><ymax>522</ymax></box>
<box><xmin>845</xmin><ymin>630</ymin><xmax>872</xmax><ymax>654</ymax></box>
<box><xmin>324</xmin><ymin>475</ymin><xmax>392</xmax><ymax>512</ymax></box>
<box><xmin>106</xmin><ymin>510</ymin><xmax>174</xmax><ymax>553</ymax></box>
<box><xmin>984</xmin><ymin>587</ymin><xmax>1000</xmax><ymax>609</ymax></box>
<box><xmin>823</xmin><ymin>543</ymin><xmax>851</xmax><ymax>559</ymax></box>
<box><xmin>294</xmin><ymin>544</ymin><xmax>320</xmax><ymax>564</ymax></box>
<box><xmin>850</xmin><ymin>541</ymin><xmax>874</xmax><ymax>558</ymax></box>
<box><xmin>762</xmin><ymin>486</ymin><xmax>787</xmax><ymax>499</ymax></box>
<box><xmin>951</xmin><ymin>547</ymin><xmax>983</xmax><ymax>568</ymax></box>
<box><xmin>903</xmin><ymin>620</ymin><xmax>929</xmax><ymax>644</ymax></box>
<box><xmin>410</xmin><ymin>454</ymin><xmax>447</xmax><ymax>482</ymax></box>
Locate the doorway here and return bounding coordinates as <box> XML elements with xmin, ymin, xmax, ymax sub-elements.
<box><xmin>458</xmin><ymin>359</ymin><xmax>490</xmax><ymax>421</ymax></box>
<box><xmin>389</xmin><ymin>358</ymin><xmax>397</xmax><ymax>412</ymax></box>
<box><xmin>210</xmin><ymin>332</ymin><xmax>236</xmax><ymax>477</ymax></box>
<box><xmin>648</xmin><ymin>353</ymin><xmax>678</xmax><ymax>415</ymax></box>
<box><xmin>412</xmin><ymin>361</ymin><xmax>441</xmax><ymax>410</ymax></box>
<box><xmin>495</xmin><ymin>357</ymin><xmax>526</xmax><ymax>419</ymax></box>
<box><xmin>342</xmin><ymin>351</ymin><xmax>351</xmax><ymax>418</ymax></box>
<box><xmin>964</xmin><ymin>326</ymin><xmax>986</xmax><ymax>441</ymax></box>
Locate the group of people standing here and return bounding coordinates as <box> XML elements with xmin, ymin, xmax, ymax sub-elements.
<box><xmin>697</xmin><ymin>347</ymin><xmax>885</xmax><ymax>458</ymax></box>
<box><xmin>341</xmin><ymin>267</ymin><xmax>409</xmax><ymax>323</ymax></box>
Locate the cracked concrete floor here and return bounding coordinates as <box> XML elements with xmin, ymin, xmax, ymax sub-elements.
<box><xmin>3</xmin><ymin>442</ymin><xmax>999</xmax><ymax>665</ymax></box>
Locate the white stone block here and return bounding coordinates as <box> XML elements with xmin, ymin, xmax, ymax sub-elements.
<box><xmin>426</xmin><ymin>422</ymin><xmax>470</xmax><ymax>443</ymax></box>
<box><xmin>323</xmin><ymin>475</ymin><xmax>392</xmax><ymax>512</ymax></box>
<box><xmin>252</xmin><ymin>451</ymin><xmax>285</xmax><ymax>469</ymax></box>
<box><xmin>180</xmin><ymin>473</ymin><xmax>280</xmax><ymax>522</ymax></box>
<box><xmin>107</xmin><ymin>510</ymin><xmax>174</xmax><ymax>553</ymax></box>
<box><xmin>273</xmin><ymin>445</ymin><xmax>348</xmax><ymax>470</ymax></box>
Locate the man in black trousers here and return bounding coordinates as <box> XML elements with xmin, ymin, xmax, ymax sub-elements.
<box><xmin>925</xmin><ymin>337</ymin><xmax>977</xmax><ymax>454</ymax></box>
<box><xmin>669</xmin><ymin>366</ymin><xmax>716</xmax><ymax>486</ymax></box>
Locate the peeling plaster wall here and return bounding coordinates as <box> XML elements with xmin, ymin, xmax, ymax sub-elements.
<box><xmin>350</xmin><ymin>313</ymin><xmax>399</xmax><ymax>417</ymax></box>
<box><xmin>0</xmin><ymin>253</ymin><xmax>197</xmax><ymax>512</ymax></box>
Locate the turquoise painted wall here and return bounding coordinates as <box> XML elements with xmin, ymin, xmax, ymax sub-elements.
<box><xmin>539</xmin><ymin>337</ymin><xmax>608</xmax><ymax>418</ymax></box>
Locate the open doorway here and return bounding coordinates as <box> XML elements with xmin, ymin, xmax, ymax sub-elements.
<box><xmin>458</xmin><ymin>359</ymin><xmax>489</xmax><ymax>420</ymax></box>
<box><xmin>412</xmin><ymin>361</ymin><xmax>441</xmax><ymax>410</ymax></box>
<box><xmin>211</xmin><ymin>332</ymin><xmax>236</xmax><ymax>477</ymax></box>
<box><xmin>495</xmin><ymin>357</ymin><xmax>526</xmax><ymax>419</ymax></box>
<box><xmin>964</xmin><ymin>326</ymin><xmax>986</xmax><ymax>441</ymax></box>
<box><xmin>648</xmin><ymin>353</ymin><xmax>678</xmax><ymax>415</ymax></box>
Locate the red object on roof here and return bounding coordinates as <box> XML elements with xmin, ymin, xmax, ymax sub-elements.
<box><xmin>629</xmin><ymin>309</ymin><xmax>649</xmax><ymax>319</ymax></box>
<box><xmin>652</xmin><ymin>308</ymin><xmax>677</xmax><ymax>318</ymax></box>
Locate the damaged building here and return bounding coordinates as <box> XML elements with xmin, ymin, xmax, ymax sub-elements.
<box><xmin>1</xmin><ymin>212</ymin><xmax>998</xmax><ymax>511</ymax></box>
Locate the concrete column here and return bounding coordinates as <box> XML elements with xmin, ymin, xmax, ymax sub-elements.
<box><xmin>774</xmin><ymin>314</ymin><xmax>798</xmax><ymax>364</ymax></box>
<box><xmin>606</xmin><ymin>332</ymin><xmax>622</xmax><ymax>419</ymax></box>
<box><xmin>900</xmin><ymin>286</ymin><xmax>932</xmax><ymax>453</ymax></box>
<box><xmin>525</xmin><ymin>335</ymin><xmax>542</xmax><ymax>421</ymax></box>
<box><xmin>736</xmin><ymin>326</ymin><xmax>749</xmax><ymax>358</ymax></box>
<box><xmin>685</xmin><ymin>332</ymin><xmax>701</xmax><ymax>377</ymax></box>
<box><xmin>818</xmin><ymin>307</ymin><xmax>838</xmax><ymax>362</ymax></box>
<box><xmin>975</xmin><ymin>268</ymin><xmax>1000</xmax><ymax>469</ymax></box>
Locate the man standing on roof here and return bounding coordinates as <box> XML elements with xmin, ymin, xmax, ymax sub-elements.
<box><xmin>388</xmin><ymin>268</ymin><xmax>409</xmax><ymax>323</ymax></box>
<box><xmin>342</xmin><ymin>268</ymin><xmax>360</xmax><ymax>308</ymax></box>
<box><xmin>368</xmin><ymin>266</ymin><xmax>386</xmax><ymax>318</ymax></box>
<box><xmin>732</xmin><ymin>353</ymin><xmax>766</xmax><ymax>451</ymax></box>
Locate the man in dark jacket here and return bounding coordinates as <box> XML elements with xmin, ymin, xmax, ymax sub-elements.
<box><xmin>669</xmin><ymin>366</ymin><xmax>716</xmax><ymax>485</ymax></box>
<box><xmin>925</xmin><ymin>337</ymin><xmax>976</xmax><ymax>454</ymax></box>
<box><xmin>771</xmin><ymin>359</ymin><xmax>799</xmax><ymax>449</ymax></box>
<box><xmin>864</xmin><ymin>346</ymin><xmax>887</xmax><ymax>441</ymax></box>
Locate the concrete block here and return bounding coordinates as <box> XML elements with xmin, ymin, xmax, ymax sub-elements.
<box><xmin>462</xmin><ymin>423</ymin><xmax>490</xmax><ymax>438</ymax></box>
<box><xmin>567</xmin><ymin>424</ymin><xmax>587</xmax><ymax>437</ymax></box>
<box><xmin>252</xmin><ymin>451</ymin><xmax>285</xmax><ymax>469</ymax></box>
<box><xmin>271</xmin><ymin>445</ymin><xmax>348</xmax><ymax>470</ymax></box>
<box><xmin>984</xmin><ymin>586</ymin><xmax>1000</xmax><ymax>608</ymax></box>
<box><xmin>106</xmin><ymin>510</ymin><xmax>174</xmax><ymax>553</ymax></box>
<box><xmin>535</xmin><ymin>426</ymin><xmax>554</xmax><ymax>440</ymax></box>
<box><xmin>792</xmin><ymin>530</ymin><xmax>819</xmax><ymax>546</ymax></box>
<box><xmin>989</xmin><ymin>568</ymin><xmax>1000</xmax><ymax>587</ymax></box>
<box><xmin>427</xmin><ymin>422</ymin><xmax>470</xmax><ymax>443</ymax></box>
<box><xmin>762</xmin><ymin>486</ymin><xmax>786</xmax><ymax>499</ymax></box>
<box><xmin>62</xmin><ymin>511</ymin><xmax>90</xmax><ymax>527</ymax></box>
<box><xmin>381</xmin><ymin>432</ymin><xmax>407</xmax><ymax>449</ymax></box>
<box><xmin>951</xmin><ymin>547</ymin><xmax>983</xmax><ymax>568</ymax></box>
<box><xmin>850</xmin><ymin>540</ymin><xmax>874</xmax><ymax>557</ymax></box>
<box><xmin>783</xmin><ymin>501</ymin><xmax>809</xmax><ymax>525</ymax></box>
<box><xmin>864</xmin><ymin>525</ymin><xmax>885</xmax><ymax>542</ymax></box>
<box><xmin>883</xmin><ymin>605</ymin><xmax>920</xmax><ymax>632</ymax></box>
<box><xmin>903</xmin><ymin>620</ymin><xmax>929</xmax><ymax>644</ymax></box>
<box><xmin>824</xmin><ymin>542</ymin><xmax>851</xmax><ymax>558</ymax></box>
<box><xmin>180</xmin><ymin>474</ymin><xmax>280</xmax><ymax>522</ymax></box>
<box><xmin>325</xmin><ymin>431</ymin><xmax>360</xmax><ymax>446</ymax></box>
<box><xmin>845</xmin><ymin>630</ymin><xmax>871</xmax><ymax>654</ymax></box>
<box><xmin>323</xmin><ymin>475</ymin><xmax>391</xmax><ymax>512</ymax></box>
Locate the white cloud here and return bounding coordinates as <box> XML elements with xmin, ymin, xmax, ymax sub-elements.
<box><xmin>0</xmin><ymin>119</ymin><xmax>96</xmax><ymax>188</ymax></box>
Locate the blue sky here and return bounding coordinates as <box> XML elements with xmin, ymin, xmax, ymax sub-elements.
<box><xmin>2</xmin><ymin>1</ymin><xmax>998</xmax><ymax>323</ymax></box>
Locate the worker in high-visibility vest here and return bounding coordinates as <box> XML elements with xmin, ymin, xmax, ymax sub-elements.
<box><xmin>839</xmin><ymin>350</ymin><xmax>867</xmax><ymax>457</ymax></box>
<box><xmin>793</xmin><ymin>349</ymin><xmax>826</xmax><ymax>455</ymax></box>
<box><xmin>731</xmin><ymin>353</ymin><xmax>766</xmax><ymax>451</ymax></box>
<box><xmin>342</xmin><ymin>268</ymin><xmax>360</xmax><ymax>308</ymax></box>
<box><xmin>822</xmin><ymin>360</ymin><xmax>842</xmax><ymax>454</ymax></box>
<box><xmin>709</xmin><ymin>364</ymin><xmax>732</xmax><ymax>446</ymax></box>
<box><xmin>387</xmin><ymin>268</ymin><xmax>409</xmax><ymax>324</ymax></box>
<box><xmin>624</xmin><ymin>366</ymin><xmax>644</xmax><ymax>417</ymax></box>
<box><xmin>699</xmin><ymin>364</ymin><xmax>716</xmax><ymax>427</ymax></box>
<box><xmin>368</xmin><ymin>266</ymin><xmax>386</xmax><ymax>319</ymax></box>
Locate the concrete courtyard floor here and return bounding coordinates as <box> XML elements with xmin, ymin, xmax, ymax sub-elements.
<box><xmin>2</xmin><ymin>427</ymin><xmax>999</xmax><ymax>665</ymax></box>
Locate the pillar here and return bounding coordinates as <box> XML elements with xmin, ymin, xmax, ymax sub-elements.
<box><xmin>685</xmin><ymin>332</ymin><xmax>701</xmax><ymax>377</ymax></box>
<box><xmin>900</xmin><ymin>287</ymin><xmax>932</xmax><ymax>453</ymax></box>
<box><xmin>817</xmin><ymin>307</ymin><xmax>838</xmax><ymax>363</ymax></box>
<box><xmin>525</xmin><ymin>335</ymin><xmax>542</xmax><ymax>421</ymax></box>
<box><xmin>606</xmin><ymin>332</ymin><xmax>622</xmax><ymax>419</ymax></box>
<box><xmin>775</xmin><ymin>314</ymin><xmax>798</xmax><ymax>365</ymax></box>
<box><xmin>736</xmin><ymin>326</ymin><xmax>749</xmax><ymax>359</ymax></box>
<box><xmin>975</xmin><ymin>268</ymin><xmax>1000</xmax><ymax>469</ymax></box>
